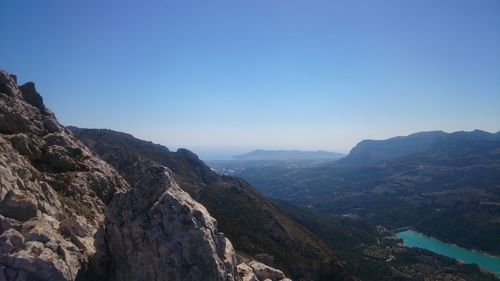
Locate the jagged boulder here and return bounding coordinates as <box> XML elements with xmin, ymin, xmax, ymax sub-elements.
<box><xmin>248</xmin><ymin>261</ymin><xmax>286</xmax><ymax>281</ymax></box>
<box><xmin>19</xmin><ymin>82</ymin><xmax>45</xmax><ymax>110</ymax></box>
<box><xmin>106</xmin><ymin>165</ymin><xmax>237</xmax><ymax>281</ymax></box>
<box><xmin>237</xmin><ymin>263</ymin><xmax>259</xmax><ymax>281</ymax></box>
<box><xmin>236</xmin><ymin>261</ymin><xmax>291</xmax><ymax>281</ymax></box>
<box><xmin>0</xmin><ymin>190</ymin><xmax>38</xmax><ymax>221</ymax></box>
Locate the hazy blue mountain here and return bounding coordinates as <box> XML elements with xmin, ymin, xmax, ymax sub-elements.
<box><xmin>336</xmin><ymin>131</ymin><xmax>448</xmax><ymax>166</ymax></box>
<box><xmin>234</xmin><ymin>149</ymin><xmax>344</xmax><ymax>161</ymax></box>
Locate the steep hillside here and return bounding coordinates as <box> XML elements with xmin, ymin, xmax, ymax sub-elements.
<box><xmin>70</xmin><ymin>127</ymin><xmax>354</xmax><ymax>281</ymax></box>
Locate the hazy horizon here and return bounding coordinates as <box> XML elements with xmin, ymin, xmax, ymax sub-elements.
<box><xmin>76</xmin><ymin>128</ymin><xmax>496</xmax><ymax>161</ymax></box>
<box><xmin>1</xmin><ymin>0</ymin><xmax>499</xmax><ymax>154</ymax></box>
<box><xmin>162</xmin><ymin>128</ymin><xmax>500</xmax><ymax>160</ymax></box>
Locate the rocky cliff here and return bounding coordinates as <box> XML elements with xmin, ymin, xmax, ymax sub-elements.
<box><xmin>0</xmin><ymin>70</ymin><xmax>129</xmax><ymax>280</ymax></box>
<box><xmin>0</xmin><ymin>70</ymin><xmax>290</xmax><ymax>281</ymax></box>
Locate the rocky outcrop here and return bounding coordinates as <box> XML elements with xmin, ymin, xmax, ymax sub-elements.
<box><xmin>105</xmin><ymin>165</ymin><xmax>238</xmax><ymax>281</ymax></box>
<box><xmin>0</xmin><ymin>70</ymin><xmax>129</xmax><ymax>281</ymax></box>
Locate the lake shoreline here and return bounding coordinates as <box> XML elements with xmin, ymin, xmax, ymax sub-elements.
<box><xmin>395</xmin><ymin>229</ymin><xmax>500</xmax><ymax>278</ymax></box>
<box><xmin>391</xmin><ymin>228</ymin><xmax>500</xmax><ymax>259</ymax></box>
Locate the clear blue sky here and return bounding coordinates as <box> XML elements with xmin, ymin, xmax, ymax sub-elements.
<box><xmin>1</xmin><ymin>0</ymin><xmax>499</xmax><ymax>159</ymax></box>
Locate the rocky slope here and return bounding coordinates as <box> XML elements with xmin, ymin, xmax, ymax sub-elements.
<box><xmin>0</xmin><ymin>70</ymin><xmax>290</xmax><ymax>281</ymax></box>
<box><xmin>69</xmin><ymin>127</ymin><xmax>355</xmax><ymax>281</ymax></box>
<box><xmin>0</xmin><ymin>70</ymin><xmax>129</xmax><ymax>280</ymax></box>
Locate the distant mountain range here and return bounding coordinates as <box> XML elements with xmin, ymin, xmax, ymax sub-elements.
<box><xmin>336</xmin><ymin>130</ymin><xmax>500</xmax><ymax>166</ymax></box>
<box><xmin>220</xmin><ymin>130</ymin><xmax>500</xmax><ymax>257</ymax></box>
<box><xmin>234</xmin><ymin>149</ymin><xmax>344</xmax><ymax>161</ymax></box>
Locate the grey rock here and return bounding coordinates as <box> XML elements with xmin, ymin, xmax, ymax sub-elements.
<box><xmin>0</xmin><ymin>241</ymin><xmax>71</xmax><ymax>281</ymax></box>
<box><xmin>8</xmin><ymin>133</ymin><xmax>42</xmax><ymax>157</ymax></box>
<box><xmin>237</xmin><ymin>263</ymin><xmax>259</xmax><ymax>281</ymax></box>
<box><xmin>0</xmin><ymin>190</ymin><xmax>38</xmax><ymax>221</ymax></box>
<box><xmin>20</xmin><ymin>82</ymin><xmax>45</xmax><ymax>110</ymax></box>
<box><xmin>21</xmin><ymin>216</ymin><xmax>60</xmax><ymax>243</ymax></box>
<box><xmin>248</xmin><ymin>260</ymin><xmax>286</xmax><ymax>281</ymax></box>
<box><xmin>0</xmin><ymin>70</ymin><xmax>129</xmax><ymax>281</ymax></box>
<box><xmin>59</xmin><ymin>215</ymin><xmax>92</xmax><ymax>237</ymax></box>
<box><xmin>0</xmin><ymin>215</ymin><xmax>22</xmax><ymax>233</ymax></box>
<box><xmin>237</xmin><ymin>261</ymin><xmax>291</xmax><ymax>281</ymax></box>
<box><xmin>0</xmin><ymin>70</ymin><xmax>19</xmax><ymax>98</ymax></box>
<box><xmin>106</xmin><ymin>166</ymin><xmax>237</xmax><ymax>281</ymax></box>
<box><xmin>0</xmin><ymin>229</ymin><xmax>24</xmax><ymax>253</ymax></box>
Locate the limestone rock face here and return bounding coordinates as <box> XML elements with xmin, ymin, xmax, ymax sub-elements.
<box><xmin>105</xmin><ymin>165</ymin><xmax>237</xmax><ymax>281</ymax></box>
<box><xmin>0</xmin><ymin>70</ymin><xmax>129</xmax><ymax>281</ymax></box>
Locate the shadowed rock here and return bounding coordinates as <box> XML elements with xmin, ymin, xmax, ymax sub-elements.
<box><xmin>20</xmin><ymin>82</ymin><xmax>45</xmax><ymax>110</ymax></box>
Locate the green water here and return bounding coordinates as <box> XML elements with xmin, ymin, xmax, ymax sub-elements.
<box><xmin>396</xmin><ymin>230</ymin><xmax>500</xmax><ymax>278</ymax></box>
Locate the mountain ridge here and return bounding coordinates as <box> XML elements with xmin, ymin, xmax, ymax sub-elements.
<box><xmin>336</xmin><ymin>130</ymin><xmax>499</xmax><ymax>166</ymax></box>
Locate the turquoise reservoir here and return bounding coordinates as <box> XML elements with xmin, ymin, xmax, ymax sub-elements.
<box><xmin>397</xmin><ymin>230</ymin><xmax>500</xmax><ymax>278</ymax></box>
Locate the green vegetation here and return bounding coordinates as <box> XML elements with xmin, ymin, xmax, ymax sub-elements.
<box><xmin>57</xmin><ymin>192</ymin><xmax>92</xmax><ymax>219</ymax></box>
